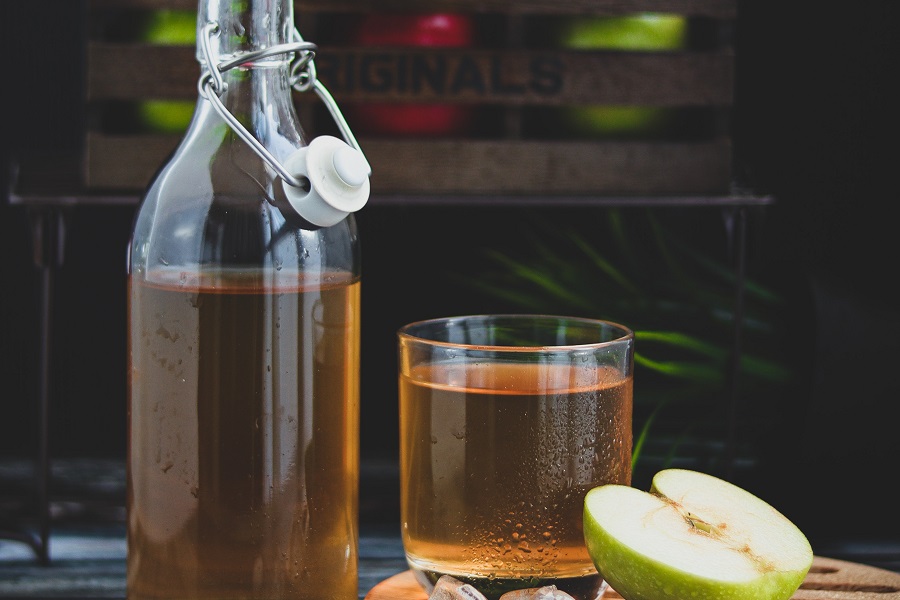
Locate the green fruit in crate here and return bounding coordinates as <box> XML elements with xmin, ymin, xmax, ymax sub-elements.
<box><xmin>136</xmin><ymin>100</ymin><xmax>197</xmax><ymax>134</ymax></box>
<box><xmin>137</xmin><ymin>10</ymin><xmax>197</xmax><ymax>133</ymax></box>
<box><xmin>560</xmin><ymin>105</ymin><xmax>671</xmax><ymax>137</ymax></box>
<box><xmin>557</xmin><ymin>13</ymin><xmax>687</xmax><ymax>136</ymax></box>
<box><xmin>583</xmin><ymin>469</ymin><xmax>813</xmax><ymax>600</ymax></box>
<box><xmin>558</xmin><ymin>13</ymin><xmax>686</xmax><ymax>51</ymax></box>
<box><xmin>141</xmin><ymin>9</ymin><xmax>196</xmax><ymax>45</ymax></box>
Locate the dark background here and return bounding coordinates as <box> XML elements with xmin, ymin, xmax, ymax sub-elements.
<box><xmin>2</xmin><ymin>1</ymin><xmax>899</xmax><ymax>556</ymax></box>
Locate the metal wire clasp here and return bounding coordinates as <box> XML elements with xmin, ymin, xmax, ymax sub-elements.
<box><xmin>197</xmin><ymin>22</ymin><xmax>370</xmax><ymax>189</ymax></box>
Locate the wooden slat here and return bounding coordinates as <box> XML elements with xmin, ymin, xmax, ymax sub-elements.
<box><xmin>84</xmin><ymin>133</ymin><xmax>731</xmax><ymax>194</ymax></box>
<box><xmin>88</xmin><ymin>0</ymin><xmax>196</xmax><ymax>10</ymax></box>
<box><xmin>87</xmin><ymin>0</ymin><xmax>737</xmax><ymax>19</ymax></box>
<box><xmin>297</xmin><ymin>0</ymin><xmax>737</xmax><ymax>18</ymax></box>
<box><xmin>363</xmin><ymin>138</ymin><xmax>731</xmax><ymax>194</ymax></box>
<box><xmin>7</xmin><ymin>153</ymin><xmax>770</xmax><ymax>207</ymax></box>
<box><xmin>313</xmin><ymin>48</ymin><xmax>734</xmax><ymax>106</ymax></box>
<box><xmin>87</xmin><ymin>43</ymin><xmax>733</xmax><ymax>107</ymax></box>
<box><xmin>87</xmin><ymin>44</ymin><xmax>197</xmax><ymax>100</ymax></box>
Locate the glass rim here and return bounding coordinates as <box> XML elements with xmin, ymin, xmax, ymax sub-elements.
<box><xmin>397</xmin><ymin>313</ymin><xmax>634</xmax><ymax>352</ymax></box>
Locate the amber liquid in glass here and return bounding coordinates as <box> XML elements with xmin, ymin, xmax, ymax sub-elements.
<box><xmin>127</xmin><ymin>269</ymin><xmax>359</xmax><ymax>600</ymax></box>
<box><xmin>400</xmin><ymin>362</ymin><xmax>632</xmax><ymax>600</ymax></box>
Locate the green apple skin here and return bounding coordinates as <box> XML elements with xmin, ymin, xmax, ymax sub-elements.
<box><xmin>560</xmin><ymin>106</ymin><xmax>669</xmax><ymax>137</ymax></box>
<box><xmin>583</xmin><ymin>469</ymin><xmax>813</xmax><ymax>600</ymax></box>
<box><xmin>137</xmin><ymin>10</ymin><xmax>197</xmax><ymax>133</ymax></box>
<box><xmin>557</xmin><ymin>14</ymin><xmax>687</xmax><ymax>51</ymax></box>
<box><xmin>136</xmin><ymin>100</ymin><xmax>196</xmax><ymax>134</ymax></box>
<box><xmin>140</xmin><ymin>10</ymin><xmax>196</xmax><ymax>46</ymax></box>
<box><xmin>556</xmin><ymin>14</ymin><xmax>687</xmax><ymax>136</ymax></box>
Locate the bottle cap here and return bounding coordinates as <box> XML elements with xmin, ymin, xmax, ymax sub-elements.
<box><xmin>282</xmin><ymin>135</ymin><xmax>371</xmax><ymax>227</ymax></box>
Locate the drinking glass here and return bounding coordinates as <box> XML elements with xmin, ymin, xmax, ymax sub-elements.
<box><xmin>398</xmin><ymin>314</ymin><xmax>634</xmax><ymax>600</ymax></box>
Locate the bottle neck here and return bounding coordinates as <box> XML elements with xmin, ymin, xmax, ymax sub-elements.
<box><xmin>194</xmin><ymin>0</ymin><xmax>305</xmax><ymax>156</ymax></box>
<box><xmin>216</xmin><ymin>64</ymin><xmax>299</xmax><ymax>133</ymax></box>
<box><xmin>197</xmin><ymin>0</ymin><xmax>294</xmax><ymax>61</ymax></box>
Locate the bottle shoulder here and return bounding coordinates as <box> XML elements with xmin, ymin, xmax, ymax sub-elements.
<box><xmin>130</xmin><ymin>149</ymin><xmax>360</xmax><ymax>278</ymax></box>
<box><xmin>129</xmin><ymin>75</ymin><xmax>361</xmax><ymax>278</ymax></box>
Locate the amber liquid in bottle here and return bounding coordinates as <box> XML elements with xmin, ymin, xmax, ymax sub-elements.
<box><xmin>128</xmin><ymin>268</ymin><xmax>359</xmax><ymax>600</ymax></box>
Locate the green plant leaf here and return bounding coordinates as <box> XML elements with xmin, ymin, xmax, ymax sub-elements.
<box><xmin>450</xmin><ymin>209</ymin><xmax>795</xmax><ymax>473</ymax></box>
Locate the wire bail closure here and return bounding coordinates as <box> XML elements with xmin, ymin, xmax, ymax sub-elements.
<box><xmin>197</xmin><ymin>22</ymin><xmax>371</xmax><ymax>191</ymax></box>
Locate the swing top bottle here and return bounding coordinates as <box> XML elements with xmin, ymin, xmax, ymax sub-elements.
<box><xmin>126</xmin><ymin>0</ymin><xmax>362</xmax><ymax>598</ymax></box>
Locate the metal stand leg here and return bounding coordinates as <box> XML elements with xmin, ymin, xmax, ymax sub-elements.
<box><xmin>0</xmin><ymin>207</ymin><xmax>65</xmax><ymax>565</ymax></box>
<box><xmin>33</xmin><ymin>208</ymin><xmax>62</xmax><ymax>565</ymax></box>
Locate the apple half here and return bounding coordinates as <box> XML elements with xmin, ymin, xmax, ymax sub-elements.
<box><xmin>583</xmin><ymin>469</ymin><xmax>813</xmax><ymax>600</ymax></box>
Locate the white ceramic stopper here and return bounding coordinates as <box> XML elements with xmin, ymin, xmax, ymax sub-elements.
<box><xmin>282</xmin><ymin>135</ymin><xmax>371</xmax><ymax>227</ymax></box>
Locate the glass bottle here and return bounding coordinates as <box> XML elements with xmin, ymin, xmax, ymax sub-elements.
<box><xmin>126</xmin><ymin>1</ymin><xmax>368</xmax><ymax>598</ymax></box>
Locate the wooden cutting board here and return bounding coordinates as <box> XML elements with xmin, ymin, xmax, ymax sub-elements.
<box><xmin>365</xmin><ymin>556</ymin><xmax>900</xmax><ymax>600</ymax></box>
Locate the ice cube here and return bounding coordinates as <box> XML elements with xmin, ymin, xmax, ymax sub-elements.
<box><xmin>499</xmin><ymin>585</ymin><xmax>576</xmax><ymax>600</ymax></box>
<box><xmin>429</xmin><ymin>576</ymin><xmax>488</xmax><ymax>600</ymax></box>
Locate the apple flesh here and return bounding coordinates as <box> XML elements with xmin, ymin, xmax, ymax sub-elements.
<box><xmin>583</xmin><ymin>469</ymin><xmax>813</xmax><ymax>600</ymax></box>
<box><xmin>555</xmin><ymin>13</ymin><xmax>687</xmax><ymax>137</ymax></box>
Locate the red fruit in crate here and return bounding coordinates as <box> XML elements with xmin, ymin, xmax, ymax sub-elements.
<box><xmin>349</xmin><ymin>13</ymin><xmax>475</xmax><ymax>137</ymax></box>
<box><xmin>354</xmin><ymin>13</ymin><xmax>473</xmax><ymax>46</ymax></box>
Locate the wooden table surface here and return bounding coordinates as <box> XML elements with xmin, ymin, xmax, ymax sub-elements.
<box><xmin>366</xmin><ymin>556</ymin><xmax>900</xmax><ymax>600</ymax></box>
<box><xmin>1</xmin><ymin>524</ymin><xmax>899</xmax><ymax>600</ymax></box>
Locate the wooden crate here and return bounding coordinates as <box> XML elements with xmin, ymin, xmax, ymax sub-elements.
<box><xmin>84</xmin><ymin>0</ymin><xmax>736</xmax><ymax>196</ymax></box>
